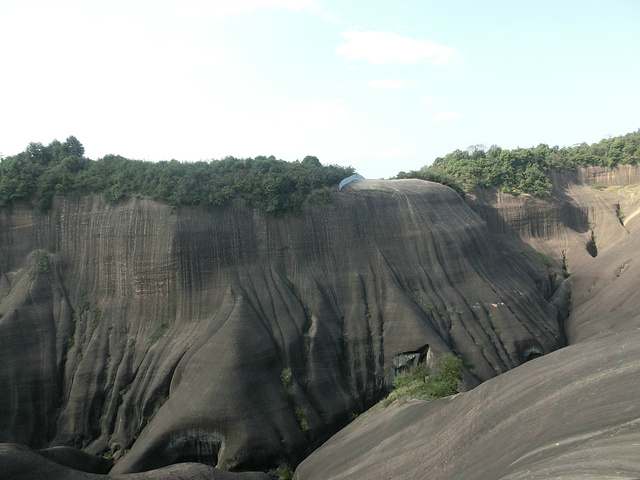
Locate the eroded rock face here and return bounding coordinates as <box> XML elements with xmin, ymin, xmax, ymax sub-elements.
<box><xmin>293</xmin><ymin>321</ymin><xmax>640</xmax><ymax>480</ymax></box>
<box><xmin>0</xmin><ymin>179</ymin><xmax>563</xmax><ymax>473</ymax></box>
<box><xmin>294</xmin><ymin>168</ymin><xmax>640</xmax><ymax>480</ymax></box>
<box><xmin>468</xmin><ymin>165</ymin><xmax>640</xmax><ymax>274</ymax></box>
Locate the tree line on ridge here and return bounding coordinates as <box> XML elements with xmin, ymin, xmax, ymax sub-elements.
<box><xmin>1</xmin><ymin>131</ymin><xmax>639</xmax><ymax>212</ymax></box>
<box><xmin>0</xmin><ymin>137</ymin><xmax>353</xmax><ymax>213</ymax></box>
<box><xmin>396</xmin><ymin>130</ymin><xmax>640</xmax><ymax>197</ymax></box>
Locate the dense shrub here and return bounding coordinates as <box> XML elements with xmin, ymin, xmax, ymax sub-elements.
<box><xmin>0</xmin><ymin>139</ymin><xmax>355</xmax><ymax>214</ymax></box>
<box><xmin>376</xmin><ymin>353</ymin><xmax>463</xmax><ymax>408</ymax></box>
<box><xmin>4</xmin><ymin>131</ymin><xmax>638</xmax><ymax>209</ymax></box>
<box><xmin>397</xmin><ymin>130</ymin><xmax>640</xmax><ymax>197</ymax></box>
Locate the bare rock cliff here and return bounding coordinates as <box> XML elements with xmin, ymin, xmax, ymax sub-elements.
<box><xmin>0</xmin><ymin>179</ymin><xmax>562</xmax><ymax>474</ymax></box>
<box><xmin>468</xmin><ymin>165</ymin><xmax>640</xmax><ymax>271</ymax></box>
<box><xmin>294</xmin><ymin>167</ymin><xmax>640</xmax><ymax>480</ymax></box>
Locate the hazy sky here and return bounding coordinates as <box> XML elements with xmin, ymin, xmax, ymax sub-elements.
<box><xmin>2</xmin><ymin>0</ymin><xmax>639</xmax><ymax>178</ymax></box>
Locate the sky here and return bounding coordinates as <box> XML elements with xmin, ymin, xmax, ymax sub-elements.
<box><xmin>1</xmin><ymin>0</ymin><xmax>639</xmax><ymax>179</ymax></box>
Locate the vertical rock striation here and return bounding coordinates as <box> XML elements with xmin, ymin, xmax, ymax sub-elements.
<box><xmin>0</xmin><ymin>179</ymin><xmax>562</xmax><ymax>472</ymax></box>
<box><xmin>292</xmin><ymin>170</ymin><xmax>640</xmax><ymax>480</ymax></box>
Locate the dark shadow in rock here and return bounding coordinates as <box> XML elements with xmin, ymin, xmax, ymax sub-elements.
<box><xmin>36</xmin><ymin>445</ymin><xmax>113</xmax><ymax>474</ymax></box>
<box><xmin>513</xmin><ymin>338</ymin><xmax>545</xmax><ymax>364</ymax></box>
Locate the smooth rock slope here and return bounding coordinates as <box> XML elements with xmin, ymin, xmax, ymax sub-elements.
<box><xmin>0</xmin><ymin>179</ymin><xmax>562</xmax><ymax>475</ymax></box>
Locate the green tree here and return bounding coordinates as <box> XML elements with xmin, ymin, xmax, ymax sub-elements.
<box><xmin>0</xmin><ymin>138</ymin><xmax>354</xmax><ymax>214</ymax></box>
<box><xmin>63</xmin><ymin>136</ymin><xmax>85</xmax><ymax>157</ymax></box>
<box><xmin>399</xmin><ymin>130</ymin><xmax>640</xmax><ymax>197</ymax></box>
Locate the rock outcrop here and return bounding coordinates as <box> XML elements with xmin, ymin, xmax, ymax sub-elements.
<box><xmin>468</xmin><ymin>165</ymin><xmax>640</xmax><ymax>271</ymax></box>
<box><xmin>294</xmin><ymin>166</ymin><xmax>640</xmax><ymax>479</ymax></box>
<box><xmin>0</xmin><ymin>443</ymin><xmax>270</xmax><ymax>480</ymax></box>
<box><xmin>294</xmin><ymin>312</ymin><xmax>640</xmax><ymax>480</ymax></box>
<box><xmin>0</xmin><ymin>179</ymin><xmax>563</xmax><ymax>475</ymax></box>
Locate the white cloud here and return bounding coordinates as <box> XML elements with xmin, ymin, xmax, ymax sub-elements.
<box><xmin>421</xmin><ymin>95</ymin><xmax>435</xmax><ymax>104</ymax></box>
<box><xmin>336</xmin><ymin>31</ymin><xmax>458</xmax><ymax>65</ymax></box>
<box><xmin>433</xmin><ymin>111</ymin><xmax>462</xmax><ymax>122</ymax></box>
<box><xmin>368</xmin><ymin>79</ymin><xmax>408</xmax><ymax>89</ymax></box>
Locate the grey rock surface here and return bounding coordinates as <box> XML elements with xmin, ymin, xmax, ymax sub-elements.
<box><xmin>294</xmin><ymin>166</ymin><xmax>640</xmax><ymax>479</ymax></box>
<box><xmin>0</xmin><ymin>178</ymin><xmax>562</xmax><ymax>474</ymax></box>
<box><xmin>294</xmin><ymin>326</ymin><xmax>640</xmax><ymax>480</ymax></box>
<box><xmin>0</xmin><ymin>443</ymin><xmax>271</xmax><ymax>480</ymax></box>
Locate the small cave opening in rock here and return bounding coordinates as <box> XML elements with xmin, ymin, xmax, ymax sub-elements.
<box><xmin>515</xmin><ymin>339</ymin><xmax>545</xmax><ymax>364</ymax></box>
<box><xmin>523</xmin><ymin>348</ymin><xmax>544</xmax><ymax>363</ymax></box>
<box><xmin>155</xmin><ymin>429</ymin><xmax>226</xmax><ymax>472</ymax></box>
<box><xmin>384</xmin><ymin>345</ymin><xmax>429</xmax><ymax>389</ymax></box>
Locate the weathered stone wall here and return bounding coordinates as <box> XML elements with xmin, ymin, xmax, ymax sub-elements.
<box><xmin>0</xmin><ymin>180</ymin><xmax>562</xmax><ymax>472</ymax></box>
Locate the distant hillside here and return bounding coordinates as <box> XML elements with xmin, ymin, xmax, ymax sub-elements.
<box><xmin>397</xmin><ymin>130</ymin><xmax>640</xmax><ymax>197</ymax></box>
<box><xmin>0</xmin><ymin>137</ymin><xmax>354</xmax><ymax>214</ymax></box>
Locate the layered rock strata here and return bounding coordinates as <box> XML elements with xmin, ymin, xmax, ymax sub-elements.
<box><xmin>0</xmin><ymin>179</ymin><xmax>562</xmax><ymax>474</ymax></box>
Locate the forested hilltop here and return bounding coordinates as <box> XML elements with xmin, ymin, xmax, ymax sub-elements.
<box><xmin>397</xmin><ymin>130</ymin><xmax>640</xmax><ymax>197</ymax></box>
<box><xmin>2</xmin><ymin>131</ymin><xmax>639</xmax><ymax>213</ymax></box>
<box><xmin>0</xmin><ymin>137</ymin><xmax>354</xmax><ymax>213</ymax></box>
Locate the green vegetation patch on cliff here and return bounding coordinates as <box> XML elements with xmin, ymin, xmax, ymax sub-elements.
<box><xmin>376</xmin><ymin>353</ymin><xmax>463</xmax><ymax>409</ymax></box>
<box><xmin>0</xmin><ymin>137</ymin><xmax>354</xmax><ymax>214</ymax></box>
<box><xmin>397</xmin><ymin>131</ymin><xmax>640</xmax><ymax>197</ymax></box>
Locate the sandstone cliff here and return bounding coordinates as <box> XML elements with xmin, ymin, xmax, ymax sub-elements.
<box><xmin>0</xmin><ymin>178</ymin><xmax>563</xmax><ymax>475</ymax></box>
<box><xmin>294</xmin><ymin>166</ymin><xmax>640</xmax><ymax>479</ymax></box>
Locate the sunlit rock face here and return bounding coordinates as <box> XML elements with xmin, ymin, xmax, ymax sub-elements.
<box><xmin>468</xmin><ymin>165</ymin><xmax>640</xmax><ymax>271</ymax></box>
<box><xmin>0</xmin><ymin>179</ymin><xmax>563</xmax><ymax>474</ymax></box>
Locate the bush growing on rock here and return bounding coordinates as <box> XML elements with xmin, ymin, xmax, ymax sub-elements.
<box><xmin>0</xmin><ymin>138</ymin><xmax>355</xmax><ymax>214</ymax></box>
<box><xmin>399</xmin><ymin>130</ymin><xmax>640</xmax><ymax>197</ymax></box>
<box><xmin>377</xmin><ymin>353</ymin><xmax>463</xmax><ymax>408</ymax></box>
